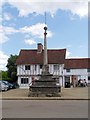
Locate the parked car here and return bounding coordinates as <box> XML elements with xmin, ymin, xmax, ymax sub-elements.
<box><xmin>12</xmin><ymin>82</ymin><xmax>19</xmax><ymax>88</ymax></box>
<box><xmin>0</xmin><ymin>81</ymin><xmax>9</xmax><ymax>91</ymax></box>
<box><xmin>2</xmin><ymin>80</ymin><xmax>19</xmax><ymax>89</ymax></box>
<box><xmin>2</xmin><ymin>80</ymin><xmax>14</xmax><ymax>89</ymax></box>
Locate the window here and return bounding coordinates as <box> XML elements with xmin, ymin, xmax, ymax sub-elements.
<box><xmin>54</xmin><ymin>65</ymin><xmax>59</xmax><ymax>71</ymax></box>
<box><xmin>87</xmin><ymin>69</ymin><xmax>90</xmax><ymax>72</ymax></box>
<box><xmin>66</xmin><ymin>69</ymin><xmax>70</xmax><ymax>72</ymax></box>
<box><xmin>40</xmin><ymin>65</ymin><xmax>43</xmax><ymax>69</ymax></box>
<box><xmin>65</xmin><ymin>76</ymin><xmax>70</xmax><ymax>82</ymax></box>
<box><xmin>25</xmin><ymin>65</ymin><xmax>30</xmax><ymax>70</ymax></box>
<box><xmin>88</xmin><ymin>76</ymin><xmax>90</xmax><ymax>81</ymax></box>
<box><xmin>21</xmin><ymin>78</ymin><xmax>28</xmax><ymax>84</ymax></box>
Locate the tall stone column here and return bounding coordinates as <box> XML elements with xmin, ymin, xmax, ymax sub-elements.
<box><xmin>42</xmin><ymin>26</ymin><xmax>49</xmax><ymax>75</ymax></box>
<box><xmin>44</xmin><ymin>26</ymin><xmax>48</xmax><ymax>65</ymax></box>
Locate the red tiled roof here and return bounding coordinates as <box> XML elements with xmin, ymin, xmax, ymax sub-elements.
<box><xmin>16</xmin><ymin>49</ymin><xmax>66</xmax><ymax>65</ymax></box>
<box><xmin>64</xmin><ymin>58</ymin><xmax>90</xmax><ymax>69</ymax></box>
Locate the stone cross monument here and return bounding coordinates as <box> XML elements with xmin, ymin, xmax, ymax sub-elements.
<box><xmin>42</xmin><ymin>12</ymin><xmax>49</xmax><ymax>75</ymax></box>
<box><xmin>28</xmin><ymin>13</ymin><xmax>61</xmax><ymax>97</ymax></box>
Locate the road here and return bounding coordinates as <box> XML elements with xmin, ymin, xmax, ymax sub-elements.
<box><xmin>1</xmin><ymin>100</ymin><xmax>88</xmax><ymax>118</ymax></box>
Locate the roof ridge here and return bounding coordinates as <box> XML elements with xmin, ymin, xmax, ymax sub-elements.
<box><xmin>20</xmin><ymin>49</ymin><xmax>66</xmax><ymax>51</ymax></box>
<box><xmin>66</xmin><ymin>58</ymin><xmax>90</xmax><ymax>60</ymax></box>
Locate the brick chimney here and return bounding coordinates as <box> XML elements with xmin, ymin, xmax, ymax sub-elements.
<box><xmin>37</xmin><ymin>43</ymin><xmax>43</xmax><ymax>53</ymax></box>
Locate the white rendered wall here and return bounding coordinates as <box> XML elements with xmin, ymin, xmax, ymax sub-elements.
<box><xmin>63</xmin><ymin>69</ymin><xmax>87</xmax><ymax>76</ymax></box>
<box><xmin>63</xmin><ymin>68</ymin><xmax>89</xmax><ymax>83</ymax></box>
<box><xmin>17</xmin><ymin>64</ymin><xmax>66</xmax><ymax>88</ymax></box>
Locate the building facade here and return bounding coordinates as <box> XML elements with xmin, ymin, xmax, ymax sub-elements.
<box><xmin>16</xmin><ymin>43</ymin><xmax>90</xmax><ymax>88</ymax></box>
<box><xmin>63</xmin><ymin>59</ymin><xmax>90</xmax><ymax>87</ymax></box>
<box><xmin>16</xmin><ymin>43</ymin><xmax>66</xmax><ymax>88</ymax></box>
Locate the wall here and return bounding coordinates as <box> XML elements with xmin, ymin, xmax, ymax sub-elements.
<box><xmin>17</xmin><ymin>64</ymin><xmax>64</xmax><ymax>76</ymax></box>
<box><xmin>63</xmin><ymin>68</ymin><xmax>89</xmax><ymax>83</ymax></box>
<box><xmin>17</xmin><ymin>64</ymin><xmax>64</xmax><ymax>88</ymax></box>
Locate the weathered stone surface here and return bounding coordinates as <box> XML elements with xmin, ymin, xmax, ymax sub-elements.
<box><xmin>28</xmin><ymin>25</ymin><xmax>61</xmax><ymax>97</ymax></box>
<box><xmin>28</xmin><ymin>71</ymin><xmax>61</xmax><ymax>97</ymax></box>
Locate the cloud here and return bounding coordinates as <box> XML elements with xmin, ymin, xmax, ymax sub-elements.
<box><xmin>0</xmin><ymin>25</ymin><xmax>18</xmax><ymax>44</ymax></box>
<box><xmin>3</xmin><ymin>13</ymin><xmax>13</xmax><ymax>21</ymax></box>
<box><xmin>20</xmin><ymin>23</ymin><xmax>53</xmax><ymax>38</ymax></box>
<box><xmin>25</xmin><ymin>39</ymin><xmax>36</xmax><ymax>45</ymax></box>
<box><xmin>0</xmin><ymin>23</ymin><xmax>53</xmax><ymax>44</ymax></box>
<box><xmin>3</xmin><ymin>0</ymin><xmax>89</xmax><ymax>18</ymax></box>
<box><xmin>0</xmin><ymin>51</ymin><xmax>9</xmax><ymax>71</ymax></box>
<box><xmin>0</xmin><ymin>33</ymin><xmax>9</xmax><ymax>44</ymax></box>
<box><xmin>3</xmin><ymin>26</ymin><xmax>18</xmax><ymax>34</ymax></box>
<box><xmin>0</xmin><ymin>15</ymin><xmax>3</xmax><ymax>23</ymax></box>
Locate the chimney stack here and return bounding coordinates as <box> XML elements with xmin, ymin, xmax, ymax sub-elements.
<box><xmin>37</xmin><ymin>43</ymin><xmax>43</xmax><ymax>53</ymax></box>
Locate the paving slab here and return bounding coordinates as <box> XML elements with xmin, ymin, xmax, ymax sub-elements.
<box><xmin>0</xmin><ymin>87</ymin><xmax>89</xmax><ymax>100</ymax></box>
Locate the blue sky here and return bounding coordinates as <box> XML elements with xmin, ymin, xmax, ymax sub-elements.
<box><xmin>0</xmin><ymin>0</ymin><xmax>89</xmax><ymax>70</ymax></box>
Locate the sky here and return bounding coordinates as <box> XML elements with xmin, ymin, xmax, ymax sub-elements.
<box><xmin>0</xmin><ymin>0</ymin><xmax>89</xmax><ymax>70</ymax></box>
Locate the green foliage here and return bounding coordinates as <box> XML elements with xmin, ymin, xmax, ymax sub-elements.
<box><xmin>0</xmin><ymin>71</ymin><xmax>2</xmax><ymax>80</ymax></box>
<box><xmin>6</xmin><ymin>54</ymin><xmax>18</xmax><ymax>82</ymax></box>
<box><xmin>1</xmin><ymin>71</ymin><xmax>11</xmax><ymax>80</ymax></box>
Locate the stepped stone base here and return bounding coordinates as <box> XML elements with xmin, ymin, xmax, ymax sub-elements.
<box><xmin>28</xmin><ymin>85</ymin><xmax>61</xmax><ymax>97</ymax></box>
<box><xmin>28</xmin><ymin>92</ymin><xmax>61</xmax><ymax>97</ymax></box>
<box><xmin>28</xmin><ymin>73</ymin><xmax>61</xmax><ymax>97</ymax></box>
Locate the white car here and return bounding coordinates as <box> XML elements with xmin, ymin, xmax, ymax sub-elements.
<box><xmin>0</xmin><ymin>81</ymin><xmax>9</xmax><ymax>91</ymax></box>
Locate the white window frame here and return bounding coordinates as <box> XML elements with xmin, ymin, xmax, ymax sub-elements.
<box><xmin>21</xmin><ymin>78</ymin><xmax>29</xmax><ymax>84</ymax></box>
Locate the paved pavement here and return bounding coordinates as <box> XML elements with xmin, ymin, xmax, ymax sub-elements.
<box><xmin>0</xmin><ymin>87</ymin><xmax>89</xmax><ymax>100</ymax></box>
<box><xmin>0</xmin><ymin>87</ymin><xmax>89</xmax><ymax>119</ymax></box>
<box><xmin>2</xmin><ymin>100</ymin><xmax>88</xmax><ymax>118</ymax></box>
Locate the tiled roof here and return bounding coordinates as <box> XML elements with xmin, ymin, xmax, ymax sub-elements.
<box><xmin>64</xmin><ymin>58</ymin><xmax>90</xmax><ymax>69</ymax></box>
<box><xmin>16</xmin><ymin>49</ymin><xmax>66</xmax><ymax>65</ymax></box>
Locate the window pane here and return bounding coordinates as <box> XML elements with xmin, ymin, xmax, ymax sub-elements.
<box><xmin>66</xmin><ymin>69</ymin><xmax>70</xmax><ymax>72</ymax></box>
<box><xmin>21</xmin><ymin>78</ymin><xmax>24</xmax><ymax>84</ymax></box>
<box><xmin>87</xmin><ymin>69</ymin><xmax>90</xmax><ymax>72</ymax></box>
<box><xmin>88</xmin><ymin>76</ymin><xmax>90</xmax><ymax>80</ymax></box>
<box><xmin>21</xmin><ymin>78</ymin><xmax>28</xmax><ymax>84</ymax></box>
<box><xmin>26</xmin><ymin>78</ymin><xmax>28</xmax><ymax>83</ymax></box>
<box><xmin>40</xmin><ymin>65</ymin><xmax>42</xmax><ymax>69</ymax></box>
<box><xmin>54</xmin><ymin>65</ymin><xmax>59</xmax><ymax>71</ymax></box>
<box><xmin>25</xmin><ymin>65</ymin><xmax>30</xmax><ymax>70</ymax></box>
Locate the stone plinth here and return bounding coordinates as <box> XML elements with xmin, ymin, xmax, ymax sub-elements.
<box><xmin>28</xmin><ymin>69</ymin><xmax>61</xmax><ymax>97</ymax></box>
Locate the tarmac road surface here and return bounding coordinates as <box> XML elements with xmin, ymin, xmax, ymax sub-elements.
<box><xmin>1</xmin><ymin>100</ymin><xmax>88</xmax><ymax>118</ymax></box>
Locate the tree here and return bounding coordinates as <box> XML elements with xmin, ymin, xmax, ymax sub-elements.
<box><xmin>1</xmin><ymin>71</ymin><xmax>11</xmax><ymax>80</ymax></box>
<box><xmin>2</xmin><ymin>71</ymin><xmax>8</xmax><ymax>79</ymax></box>
<box><xmin>6</xmin><ymin>54</ymin><xmax>18</xmax><ymax>82</ymax></box>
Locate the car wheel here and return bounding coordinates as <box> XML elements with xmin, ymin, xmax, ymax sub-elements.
<box><xmin>4</xmin><ymin>87</ymin><xmax>8</xmax><ymax>91</ymax></box>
